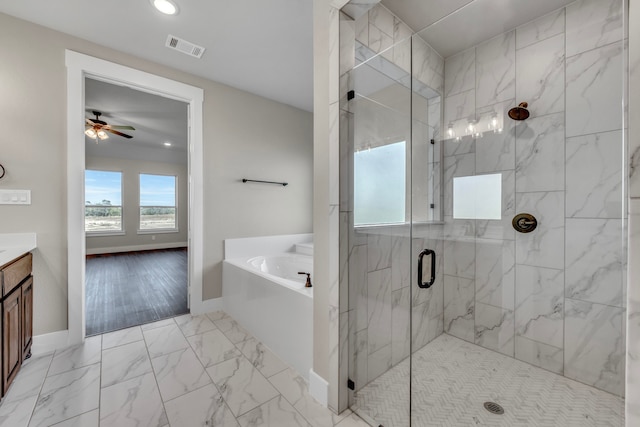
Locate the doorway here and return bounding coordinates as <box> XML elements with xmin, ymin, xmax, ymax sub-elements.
<box><xmin>83</xmin><ymin>78</ymin><xmax>190</xmax><ymax>335</ymax></box>
<box><xmin>65</xmin><ymin>51</ymin><xmax>205</xmax><ymax>345</ymax></box>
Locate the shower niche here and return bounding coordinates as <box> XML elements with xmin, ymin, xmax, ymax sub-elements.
<box><xmin>340</xmin><ymin>0</ymin><xmax>627</xmax><ymax>425</ymax></box>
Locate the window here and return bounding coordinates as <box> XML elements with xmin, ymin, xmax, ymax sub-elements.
<box><xmin>139</xmin><ymin>174</ymin><xmax>177</xmax><ymax>231</ymax></box>
<box><xmin>354</xmin><ymin>141</ymin><xmax>406</xmax><ymax>225</ymax></box>
<box><xmin>85</xmin><ymin>170</ymin><xmax>123</xmax><ymax>233</ymax></box>
<box><xmin>453</xmin><ymin>173</ymin><xmax>502</xmax><ymax>220</ymax></box>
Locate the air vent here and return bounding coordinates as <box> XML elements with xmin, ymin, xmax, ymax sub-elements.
<box><xmin>165</xmin><ymin>35</ymin><xmax>205</xmax><ymax>59</ymax></box>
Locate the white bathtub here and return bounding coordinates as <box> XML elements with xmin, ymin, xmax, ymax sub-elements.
<box><xmin>223</xmin><ymin>252</ymin><xmax>313</xmax><ymax>380</ymax></box>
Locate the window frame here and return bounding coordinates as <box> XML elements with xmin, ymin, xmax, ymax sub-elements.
<box><xmin>137</xmin><ymin>172</ymin><xmax>179</xmax><ymax>234</ymax></box>
<box><xmin>84</xmin><ymin>169</ymin><xmax>125</xmax><ymax>236</ymax></box>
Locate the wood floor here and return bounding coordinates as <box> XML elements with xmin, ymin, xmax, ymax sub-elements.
<box><xmin>85</xmin><ymin>249</ymin><xmax>189</xmax><ymax>336</ymax></box>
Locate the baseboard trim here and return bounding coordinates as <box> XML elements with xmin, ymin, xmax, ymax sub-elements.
<box><xmin>309</xmin><ymin>369</ymin><xmax>329</xmax><ymax>407</ymax></box>
<box><xmin>193</xmin><ymin>297</ymin><xmax>224</xmax><ymax>315</ymax></box>
<box><xmin>32</xmin><ymin>330</ymin><xmax>69</xmax><ymax>356</ymax></box>
<box><xmin>86</xmin><ymin>242</ymin><xmax>188</xmax><ymax>255</ymax></box>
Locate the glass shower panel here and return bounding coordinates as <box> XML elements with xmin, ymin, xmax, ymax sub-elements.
<box><xmin>348</xmin><ymin>36</ymin><xmax>414</xmax><ymax>426</ymax></box>
<box><xmin>346</xmin><ymin>1</ymin><xmax>626</xmax><ymax>424</ymax></box>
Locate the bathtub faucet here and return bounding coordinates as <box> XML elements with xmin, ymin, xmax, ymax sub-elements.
<box><xmin>298</xmin><ymin>272</ymin><xmax>312</xmax><ymax>288</ymax></box>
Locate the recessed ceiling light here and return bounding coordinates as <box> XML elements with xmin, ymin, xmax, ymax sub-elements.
<box><xmin>163</xmin><ymin>142</ymin><xmax>172</xmax><ymax>147</ymax></box>
<box><xmin>151</xmin><ymin>0</ymin><xmax>178</xmax><ymax>15</ymax></box>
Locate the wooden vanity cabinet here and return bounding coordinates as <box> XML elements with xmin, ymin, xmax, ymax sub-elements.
<box><xmin>22</xmin><ymin>276</ymin><xmax>33</xmax><ymax>361</ymax></box>
<box><xmin>2</xmin><ymin>286</ymin><xmax>21</xmax><ymax>395</ymax></box>
<box><xmin>1</xmin><ymin>252</ymin><xmax>33</xmax><ymax>398</ymax></box>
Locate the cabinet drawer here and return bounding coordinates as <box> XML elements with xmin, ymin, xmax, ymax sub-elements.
<box><xmin>2</xmin><ymin>253</ymin><xmax>32</xmax><ymax>296</ymax></box>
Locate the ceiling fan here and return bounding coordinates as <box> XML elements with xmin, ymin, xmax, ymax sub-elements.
<box><xmin>85</xmin><ymin>110</ymin><xmax>135</xmax><ymax>140</ymax></box>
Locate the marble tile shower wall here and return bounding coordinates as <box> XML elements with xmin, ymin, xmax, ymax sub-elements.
<box><xmin>442</xmin><ymin>0</ymin><xmax>627</xmax><ymax>396</ymax></box>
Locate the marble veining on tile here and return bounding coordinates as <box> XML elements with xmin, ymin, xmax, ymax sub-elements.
<box><xmin>515</xmin><ymin>112</ymin><xmax>565</xmax><ymax>193</ymax></box>
<box><xmin>47</xmin><ymin>335</ymin><xmax>102</xmax><ymax>377</ymax></box>
<box><xmin>100</xmin><ymin>371</ymin><xmax>168</xmax><ymax>427</ymax></box>
<box><xmin>515</xmin><ymin>33</ymin><xmax>565</xmax><ymax>118</ymax></box>
<box><xmin>214</xmin><ymin>316</ymin><xmax>254</xmax><ymax>344</ymax></box>
<box><xmin>101</xmin><ymin>340</ymin><xmax>153</xmax><ymax>388</ymax></box>
<box><xmin>475</xmin><ymin>31</ymin><xmax>516</xmax><ymax>108</ymax></box>
<box><xmin>564</xmin><ymin>298</ymin><xmax>625</xmax><ymax>395</ymax></box>
<box><xmin>391</xmin><ymin>287</ymin><xmax>410</xmax><ymax>365</ymax></box>
<box><xmin>565</xmin><ymin>0</ymin><xmax>624</xmax><ymax>58</ymax></box>
<box><xmin>366</xmin><ymin>268</ymin><xmax>392</xmax><ymax>355</ymax></box>
<box><xmin>475</xmin><ymin>101</ymin><xmax>516</xmax><ymax>173</ymax></box>
<box><xmin>236</xmin><ymin>337</ymin><xmax>288</xmax><ymax>378</ymax></box>
<box><xmin>150</xmin><ymin>347</ymin><xmax>212</xmax><ymax>402</ymax></box>
<box><xmin>101</xmin><ymin>326</ymin><xmax>143</xmax><ymax>350</ymax></box>
<box><xmin>566</xmin><ymin>41</ymin><xmax>624</xmax><ymax>137</ymax></box>
<box><xmin>143</xmin><ymin>323</ymin><xmax>190</xmax><ymax>358</ymax></box>
<box><xmin>50</xmin><ymin>409</ymin><xmax>99</xmax><ymax>427</ymax></box>
<box><xmin>207</xmin><ymin>356</ymin><xmax>280</xmax><ymax>417</ymax></box>
<box><xmin>516</xmin><ymin>8</ymin><xmax>565</xmax><ymax>50</ymax></box>
<box><xmin>174</xmin><ymin>313</ymin><xmax>217</xmax><ymax>337</ymax></box>
<box><xmin>29</xmin><ymin>364</ymin><xmax>101</xmax><ymax>427</ymax></box>
<box><xmin>0</xmin><ymin>393</ymin><xmax>39</xmax><ymax>427</ymax></box>
<box><xmin>0</xmin><ymin>310</ymin><xmax>369</xmax><ymax>427</ymax></box>
<box><xmin>164</xmin><ymin>384</ymin><xmax>239</xmax><ymax>427</ymax></box>
<box><xmin>515</xmin><ymin>264</ymin><xmax>564</xmax><ymax>350</ymax></box>
<box><xmin>187</xmin><ymin>328</ymin><xmax>242</xmax><ymax>368</ymax></box>
<box><xmin>444</xmin><ymin>48</ymin><xmax>475</xmax><ymax>97</ymax></box>
<box><xmin>237</xmin><ymin>395</ymin><xmax>311</xmax><ymax>427</ymax></box>
<box><xmin>475</xmin><ymin>302</ymin><xmax>515</xmax><ymax>356</ymax></box>
<box><xmin>566</xmin><ymin>130</ymin><xmax>623</xmax><ymax>218</ymax></box>
<box><xmin>475</xmin><ymin>240</ymin><xmax>515</xmax><ymax>311</ymax></box>
<box><xmin>444</xmin><ymin>275</ymin><xmax>475</xmax><ymax>343</ymax></box>
<box><xmin>515</xmin><ymin>335</ymin><xmax>564</xmax><ymax>374</ymax></box>
<box><xmin>1</xmin><ymin>352</ymin><xmax>53</xmax><ymax>404</ymax></box>
<box><xmin>565</xmin><ymin>218</ymin><xmax>625</xmax><ymax>307</ymax></box>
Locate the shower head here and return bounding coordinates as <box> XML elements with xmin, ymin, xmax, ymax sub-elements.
<box><xmin>508</xmin><ymin>102</ymin><xmax>530</xmax><ymax>121</ymax></box>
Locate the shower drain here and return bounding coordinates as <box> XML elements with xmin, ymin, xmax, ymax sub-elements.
<box><xmin>483</xmin><ymin>401</ymin><xmax>505</xmax><ymax>415</ymax></box>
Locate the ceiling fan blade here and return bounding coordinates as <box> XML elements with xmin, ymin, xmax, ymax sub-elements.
<box><xmin>86</xmin><ymin>118</ymin><xmax>96</xmax><ymax>125</ymax></box>
<box><xmin>109</xmin><ymin>125</ymin><xmax>136</xmax><ymax>130</ymax></box>
<box><xmin>108</xmin><ymin>129</ymin><xmax>133</xmax><ymax>139</ymax></box>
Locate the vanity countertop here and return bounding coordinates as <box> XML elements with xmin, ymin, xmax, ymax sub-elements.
<box><xmin>0</xmin><ymin>233</ymin><xmax>37</xmax><ymax>268</ymax></box>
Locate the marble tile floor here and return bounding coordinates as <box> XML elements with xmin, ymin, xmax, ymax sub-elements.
<box><xmin>353</xmin><ymin>334</ymin><xmax>625</xmax><ymax>427</ymax></box>
<box><xmin>0</xmin><ymin>311</ymin><xmax>369</xmax><ymax>427</ymax></box>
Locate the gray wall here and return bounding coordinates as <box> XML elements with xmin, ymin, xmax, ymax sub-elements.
<box><xmin>0</xmin><ymin>12</ymin><xmax>313</xmax><ymax>335</ymax></box>
<box><xmin>85</xmin><ymin>156</ymin><xmax>188</xmax><ymax>253</ymax></box>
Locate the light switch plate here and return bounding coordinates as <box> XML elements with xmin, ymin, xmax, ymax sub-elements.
<box><xmin>0</xmin><ymin>189</ymin><xmax>31</xmax><ymax>205</ymax></box>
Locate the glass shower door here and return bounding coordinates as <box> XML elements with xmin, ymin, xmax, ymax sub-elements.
<box><xmin>348</xmin><ymin>35</ymin><xmax>414</xmax><ymax>426</ymax></box>
<box><xmin>347</xmin><ymin>0</ymin><xmax>627</xmax><ymax>425</ymax></box>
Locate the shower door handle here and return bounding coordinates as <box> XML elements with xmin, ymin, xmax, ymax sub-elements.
<box><xmin>417</xmin><ymin>249</ymin><xmax>436</xmax><ymax>289</ymax></box>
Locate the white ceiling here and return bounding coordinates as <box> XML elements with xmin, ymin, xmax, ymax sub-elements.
<box><xmin>0</xmin><ymin>0</ymin><xmax>578</xmax><ymax>119</ymax></box>
<box><xmin>84</xmin><ymin>78</ymin><xmax>188</xmax><ymax>164</ymax></box>
<box><xmin>382</xmin><ymin>0</ymin><xmax>576</xmax><ymax>58</ymax></box>
<box><xmin>0</xmin><ymin>0</ymin><xmax>314</xmax><ymax>111</ymax></box>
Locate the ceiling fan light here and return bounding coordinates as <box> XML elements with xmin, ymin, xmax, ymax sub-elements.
<box><xmin>163</xmin><ymin>142</ymin><xmax>172</xmax><ymax>147</ymax></box>
<box><xmin>85</xmin><ymin>128</ymin><xmax>97</xmax><ymax>139</ymax></box>
<box><xmin>97</xmin><ymin>130</ymin><xmax>109</xmax><ymax>140</ymax></box>
<box><xmin>152</xmin><ymin>0</ymin><xmax>178</xmax><ymax>15</ymax></box>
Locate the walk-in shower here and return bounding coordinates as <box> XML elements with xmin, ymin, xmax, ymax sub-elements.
<box><xmin>339</xmin><ymin>0</ymin><xmax>628</xmax><ymax>425</ymax></box>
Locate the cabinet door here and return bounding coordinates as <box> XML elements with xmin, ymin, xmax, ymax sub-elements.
<box><xmin>22</xmin><ymin>277</ymin><xmax>33</xmax><ymax>360</ymax></box>
<box><xmin>3</xmin><ymin>287</ymin><xmax>22</xmax><ymax>394</ymax></box>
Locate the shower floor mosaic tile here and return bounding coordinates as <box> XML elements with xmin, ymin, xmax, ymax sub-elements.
<box><xmin>0</xmin><ymin>311</ymin><xmax>368</xmax><ymax>427</ymax></box>
<box><xmin>352</xmin><ymin>334</ymin><xmax>624</xmax><ymax>427</ymax></box>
